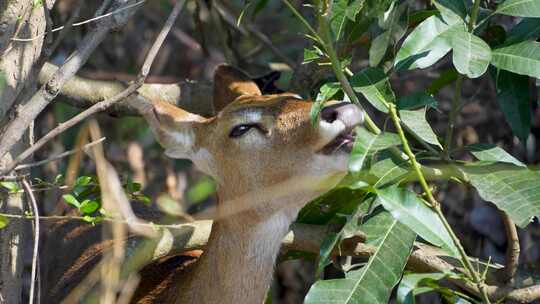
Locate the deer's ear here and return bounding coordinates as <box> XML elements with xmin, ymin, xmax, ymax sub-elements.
<box><xmin>213</xmin><ymin>64</ymin><xmax>261</xmax><ymax>112</ymax></box>
<box><xmin>137</xmin><ymin>100</ymin><xmax>206</xmax><ymax>159</ymax></box>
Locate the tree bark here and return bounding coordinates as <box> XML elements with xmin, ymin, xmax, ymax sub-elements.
<box><xmin>0</xmin><ymin>1</ymin><xmax>53</xmax><ymax>303</ymax></box>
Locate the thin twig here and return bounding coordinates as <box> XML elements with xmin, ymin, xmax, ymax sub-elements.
<box><xmin>499</xmin><ymin>211</ymin><xmax>520</xmax><ymax>284</ymax></box>
<box><xmin>14</xmin><ymin>137</ymin><xmax>106</xmax><ymax>171</ymax></box>
<box><xmin>21</xmin><ymin>179</ymin><xmax>40</xmax><ymax>304</ymax></box>
<box><xmin>0</xmin><ymin>0</ymin><xmax>187</xmax><ymax>176</ymax></box>
<box><xmin>0</xmin><ymin>0</ymin><xmax>141</xmax><ymax>162</ymax></box>
<box><xmin>11</xmin><ymin>1</ymin><xmax>146</xmax><ymax>42</ymax></box>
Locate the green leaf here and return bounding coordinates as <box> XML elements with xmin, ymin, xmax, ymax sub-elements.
<box><xmin>397</xmin><ymin>92</ymin><xmax>438</xmax><ymax>110</ymax></box>
<box><xmin>305</xmin><ymin>208</ymin><xmax>415</xmax><ymax>304</ymax></box>
<box><xmin>400</xmin><ymin>108</ymin><xmax>442</xmax><ymax>148</ymax></box>
<box><xmin>252</xmin><ymin>0</ymin><xmax>270</xmax><ymax>19</ymax></box>
<box><xmin>397</xmin><ymin>272</ymin><xmax>447</xmax><ymax>304</ymax></box>
<box><xmin>462</xmin><ymin>164</ymin><xmax>540</xmax><ymax>228</ymax></box>
<box><xmin>467</xmin><ymin>143</ymin><xmax>525</xmax><ymax>167</ymax></box>
<box><xmin>79</xmin><ymin>200</ymin><xmax>100</xmax><ymax>214</ymax></box>
<box><xmin>331</xmin><ymin>0</ymin><xmax>350</xmax><ymax>41</ymax></box>
<box><xmin>448</xmin><ymin>30</ymin><xmax>492</xmax><ymax>78</ymax></box>
<box><xmin>303</xmin><ymin>46</ymin><xmax>324</xmax><ymax>64</ymax></box>
<box><xmin>369</xmin><ymin>2</ymin><xmax>408</xmax><ymax>67</ymax></box>
<box><xmin>492</xmin><ymin>41</ymin><xmax>540</xmax><ymax>78</ymax></box>
<box><xmin>395</xmin><ymin>15</ymin><xmax>465</xmax><ymax>70</ymax></box>
<box><xmin>311</xmin><ymin>82</ymin><xmax>341</xmax><ymax>125</ymax></box>
<box><xmin>433</xmin><ymin>0</ymin><xmax>468</xmax><ymax>23</ymax></box>
<box><xmin>0</xmin><ymin>214</ymin><xmax>9</xmax><ymax>229</ymax></box>
<box><xmin>350</xmin><ymin>68</ymin><xmax>395</xmax><ymax>112</ymax></box>
<box><xmin>349</xmin><ymin>128</ymin><xmax>401</xmax><ymax>172</ymax></box>
<box><xmin>505</xmin><ymin>18</ymin><xmax>540</xmax><ymax>45</ymax></box>
<box><xmin>298</xmin><ymin>188</ymin><xmax>365</xmax><ymax>225</ymax></box>
<box><xmin>426</xmin><ymin>69</ymin><xmax>459</xmax><ymax>94</ymax></box>
<box><xmin>63</xmin><ymin>194</ymin><xmax>80</xmax><ymax>208</ymax></box>
<box><xmin>495</xmin><ymin>0</ymin><xmax>540</xmax><ymax>17</ymax></box>
<box><xmin>346</xmin><ymin>0</ymin><xmax>365</xmax><ymax>20</ymax></box>
<box><xmin>491</xmin><ymin>69</ymin><xmax>532</xmax><ymax>143</ymax></box>
<box><xmin>0</xmin><ymin>181</ymin><xmax>20</xmax><ymax>194</ymax></box>
<box><xmin>375</xmin><ymin>186</ymin><xmax>460</xmax><ymax>257</ymax></box>
<box><xmin>186</xmin><ymin>176</ymin><xmax>216</xmax><ymax>204</ymax></box>
<box><xmin>368</xmin><ymin>157</ymin><xmax>409</xmax><ymax>187</ymax></box>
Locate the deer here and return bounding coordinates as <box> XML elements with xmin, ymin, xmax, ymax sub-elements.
<box><xmin>42</xmin><ymin>64</ymin><xmax>363</xmax><ymax>303</ymax></box>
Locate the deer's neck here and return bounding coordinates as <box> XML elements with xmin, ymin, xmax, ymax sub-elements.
<box><xmin>178</xmin><ymin>190</ymin><xmax>303</xmax><ymax>304</ymax></box>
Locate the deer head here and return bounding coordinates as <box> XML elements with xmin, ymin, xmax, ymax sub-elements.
<box><xmin>134</xmin><ymin>65</ymin><xmax>363</xmax><ymax>303</ymax></box>
<box><xmin>139</xmin><ymin>65</ymin><xmax>363</xmax><ymax>214</ymax></box>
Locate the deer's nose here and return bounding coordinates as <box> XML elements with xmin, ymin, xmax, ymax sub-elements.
<box><xmin>320</xmin><ymin>103</ymin><xmax>364</xmax><ymax>128</ymax></box>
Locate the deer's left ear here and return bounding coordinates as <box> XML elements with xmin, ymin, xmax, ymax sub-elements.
<box><xmin>136</xmin><ymin>100</ymin><xmax>206</xmax><ymax>159</ymax></box>
<box><xmin>213</xmin><ymin>64</ymin><xmax>261</xmax><ymax>112</ymax></box>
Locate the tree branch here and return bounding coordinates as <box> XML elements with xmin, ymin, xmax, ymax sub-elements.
<box><xmin>0</xmin><ymin>0</ymin><xmax>141</xmax><ymax>160</ymax></box>
<box><xmin>0</xmin><ymin>0</ymin><xmax>187</xmax><ymax>176</ymax></box>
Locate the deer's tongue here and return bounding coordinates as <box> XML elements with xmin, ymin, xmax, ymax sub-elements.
<box><xmin>320</xmin><ymin>131</ymin><xmax>355</xmax><ymax>155</ymax></box>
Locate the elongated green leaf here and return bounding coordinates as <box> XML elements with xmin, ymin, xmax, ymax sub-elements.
<box><xmin>433</xmin><ymin>0</ymin><xmax>468</xmax><ymax>23</ymax></box>
<box><xmin>449</xmin><ymin>30</ymin><xmax>492</xmax><ymax>78</ymax></box>
<box><xmin>331</xmin><ymin>0</ymin><xmax>350</xmax><ymax>41</ymax></box>
<box><xmin>369</xmin><ymin>2</ymin><xmax>408</xmax><ymax>66</ymax></box>
<box><xmin>311</xmin><ymin>82</ymin><xmax>342</xmax><ymax>125</ymax></box>
<box><xmin>0</xmin><ymin>214</ymin><xmax>9</xmax><ymax>229</ymax></box>
<box><xmin>369</xmin><ymin>157</ymin><xmax>409</xmax><ymax>187</ymax></box>
<box><xmin>400</xmin><ymin>108</ymin><xmax>442</xmax><ymax>148</ymax></box>
<box><xmin>0</xmin><ymin>181</ymin><xmax>20</xmax><ymax>194</ymax></box>
<box><xmin>350</xmin><ymin>68</ymin><xmax>395</xmax><ymax>112</ymax></box>
<box><xmin>467</xmin><ymin>143</ymin><xmax>525</xmax><ymax>167</ymax></box>
<box><xmin>397</xmin><ymin>92</ymin><xmax>438</xmax><ymax>110</ymax></box>
<box><xmin>397</xmin><ymin>273</ymin><xmax>447</xmax><ymax>304</ymax></box>
<box><xmin>492</xmin><ymin>41</ymin><xmax>540</xmax><ymax>78</ymax></box>
<box><xmin>491</xmin><ymin>69</ymin><xmax>532</xmax><ymax>143</ymax></box>
<box><xmin>395</xmin><ymin>15</ymin><xmax>465</xmax><ymax>70</ymax></box>
<box><xmin>349</xmin><ymin>128</ymin><xmax>401</xmax><ymax>172</ymax></box>
<box><xmin>496</xmin><ymin>0</ymin><xmax>540</xmax><ymax>17</ymax></box>
<box><xmin>305</xmin><ymin>208</ymin><xmax>415</xmax><ymax>304</ymax></box>
<box><xmin>506</xmin><ymin>18</ymin><xmax>540</xmax><ymax>44</ymax></box>
<box><xmin>346</xmin><ymin>0</ymin><xmax>365</xmax><ymax>20</ymax></box>
<box><xmin>376</xmin><ymin>186</ymin><xmax>460</xmax><ymax>257</ymax></box>
<box><xmin>462</xmin><ymin>164</ymin><xmax>540</xmax><ymax>227</ymax></box>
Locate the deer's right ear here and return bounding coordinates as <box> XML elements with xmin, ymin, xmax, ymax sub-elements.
<box><xmin>136</xmin><ymin>100</ymin><xmax>206</xmax><ymax>159</ymax></box>
<box><xmin>213</xmin><ymin>64</ymin><xmax>261</xmax><ymax>112</ymax></box>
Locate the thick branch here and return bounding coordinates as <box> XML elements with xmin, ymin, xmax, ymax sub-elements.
<box><xmin>0</xmin><ymin>0</ymin><xmax>140</xmax><ymax>159</ymax></box>
<box><xmin>38</xmin><ymin>62</ymin><xmax>214</xmax><ymax>117</ymax></box>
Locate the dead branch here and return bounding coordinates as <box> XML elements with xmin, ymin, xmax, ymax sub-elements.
<box><xmin>499</xmin><ymin>211</ymin><xmax>520</xmax><ymax>284</ymax></box>
<box><xmin>21</xmin><ymin>179</ymin><xmax>40</xmax><ymax>304</ymax></box>
<box><xmin>38</xmin><ymin>62</ymin><xmax>214</xmax><ymax>117</ymax></box>
<box><xmin>0</xmin><ymin>0</ymin><xmax>141</xmax><ymax>160</ymax></box>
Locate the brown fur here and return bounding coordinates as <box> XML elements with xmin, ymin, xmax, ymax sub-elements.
<box><xmin>43</xmin><ymin>64</ymin><xmax>356</xmax><ymax>303</ymax></box>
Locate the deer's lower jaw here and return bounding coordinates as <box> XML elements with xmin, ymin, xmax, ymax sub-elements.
<box><xmin>318</xmin><ymin>130</ymin><xmax>355</xmax><ymax>155</ymax></box>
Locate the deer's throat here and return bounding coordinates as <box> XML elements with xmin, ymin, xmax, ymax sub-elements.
<box><xmin>182</xmin><ymin>204</ymin><xmax>300</xmax><ymax>303</ymax></box>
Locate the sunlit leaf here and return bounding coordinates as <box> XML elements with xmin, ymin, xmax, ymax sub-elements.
<box><xmin>0</xmin><ymin>215</ymin><xmax>9</xmax><ymax>229</ymax></box>
<box><xmin>311</xmin><ymin>82</ymin><xmax>341</xmax><ymax>125</ymax></box>
<box><xmin>495</xmin><ymin>0</ymin><xmax>540</xmax><ymax>17</ymax></box>
<box><xmin>349</xmin><ymin>127</ymin><xmax>401</xmax><ymax>172</ymax></box>
<box><xmin>395</xmin><ymin>15</ymin><xmax>465</xmax><ymax>70</ymax></box>
<box><xmin>305</xmin><ymin>207</ymin><xmax>415</xmax><ymax>304</ymax></box>
<box><xmin>79</xmin><ymin>200</ymin><xmax>100</xmax><ymax>214</ymax></box>
<box><xmin>467</xmin><ymin>143</ymin><xmax>525</xmax><ymax>167</ymax></box>
<box><xmin>63</xmin><ymin>194</ymin><xmax>80</xmax><ymax>208</ymax></box>
<box><xmin>0</xmin><ymin>181</ymin><xmax>20</xmax><ymax>194</ymax></box>
<box><xmin>376</xmin><ymin>186</ymin><xmax>460</xmax><ymax>257</ymax></box>
<box><xmin>491</xmin><ymin>41</ymin><xmax>540</xmax><ymax>78</ymax></box>
<box><xmin>369</xmin><ymin>2</ymin><xmax>408</xmax><ymax>66</ymax></box>
<box><xmin>462</xmin><ymin>163</ymin><xmax>540</xmax><ymax>228</ymax></box>
<box><xmin>350</xmin><ymin>68</ymin><xmax>395</xmax><ymax>112</ymax></box>
<box><xmin>433</xmin><ymin>0</ymin><xmax>468</xmax><ymax>23</ymax></box>
<box><xmin>400</xmin><ymin>108</ymin><xmax>442</xmax><ymax>148</ymax></box>
<box><xmin>448</xmin><ymin>30</ymin><xmax>492</xmax><ymax>78</ymax></box>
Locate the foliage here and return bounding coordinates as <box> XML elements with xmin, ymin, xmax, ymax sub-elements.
<box><xmin>283</xmin><ymin>0</ymin><xmax>540</xmax><ymax>303</ymax></box>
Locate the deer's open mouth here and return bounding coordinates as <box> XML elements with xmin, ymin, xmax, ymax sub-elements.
<box><xmin>319</xmin><ymin>130</ymin><xmax>356</xmax><ymax>155</ymax></box>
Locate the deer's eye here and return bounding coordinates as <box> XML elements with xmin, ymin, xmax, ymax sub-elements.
<box><xmin>229</xmin><ymin>124</ymin><xmax>260</xmax><ymax>138</ymax></box>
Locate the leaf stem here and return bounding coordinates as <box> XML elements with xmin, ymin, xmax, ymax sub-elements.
<box><xmin>444</xmin><ymin>0</ymin><xmax>482</xmax><ymax>157</ymax></box>
<box><xmin>388</xmin><ymin>103</ymin><xmax>491</xmax><ymax>303</ymax></box>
